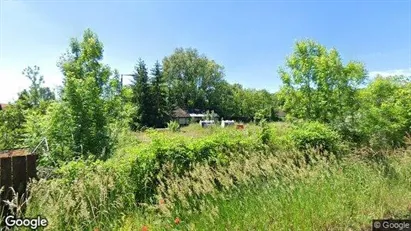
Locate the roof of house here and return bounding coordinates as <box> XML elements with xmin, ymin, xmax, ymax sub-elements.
<box><xmin>188</xmin><ymin>109</ymin><xmax>219</xmax><ymax>118</ymax></box>
<box><xmin>172</xmin><ymin>107</ymin><xmax>191</xmax><ymax>118</ymax></box>
<box><xmin>189</xmin><ymin>113</ymin><xmax>206</xmax><ymax>117</ymax></box>
<box><xmin>0</xmin><ymin>104</ymin><xmax>8</xmax><ymax>110</ymax></box>
<box><xmin>189</xmin><ymin>113</ymin><xmax>220</xmax><ymax>118</ymax></box>
<box><xmin>187</xmin><ymin>109</ymin><xmax>203</xmax><ymax>114</ymax></box>
<box><xmin>172</xmin><ymin>107</ymin><xmax>220</xmax><ymax>118</ymax></box>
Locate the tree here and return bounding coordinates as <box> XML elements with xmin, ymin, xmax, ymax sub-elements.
<box><xmin>278</xmin><ymin>39</ymin><xmax>367</xmax><ymax>124</ymax></box>
<box><xmin>19</xmin><ymin>66</ymin><xmax>55</xmax><ymax>111</ymax></box>
<box><xmin>0</xmin><ymin>103</ymin><xmax>26</xmax><ymax>150</ymax></box>
<box><xmin>226</xmin><ymin>83</ymin><xmax>278</xmax><ymax>122</ymax></box>
<box><xmin>356</xmin><ymin>75</ymin><xmax>411</xmax><ymax>148</ymax></box>
<box><xmin>0</xmin><ymin>66</ymin><xmax>56</xmax><ymax>151</ymax></box>
<box><xmin>213</xmin><ymin>81</ymin><xmax>237</xmax><ymax>119</ymax></box>
<box><xmin>150</xmin><ymin>61</ymin><xmax>169</xmax><ymax>128</ymax></box>
<box><xmin>104</xmin><ymin>69</ymin><xmax>124</xmax><ymax>122</ymax></box>
<box><xmin>131</xmin><ymin>59</ymin><xmax>151</xmax><ymax>130</ymax></box>
<box><xmin>163</xmin><ymin>48</ymin><xmax>225</xmax><ymax>112</ymax></box>
<box><xmin>56</xmin><ymin>28</ymin><xmax>114</xmax><ymax>159</ymax></box>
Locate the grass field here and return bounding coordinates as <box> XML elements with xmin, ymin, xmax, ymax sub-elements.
<box><xmin>117</xmin><ymin>148</ymin><xmax>411</xmax><ymax>231</ymax></box>
<box><xmin>19</xmin><ymin>123</ymin><xmax>411</xmax><ymax>231</ymax></box>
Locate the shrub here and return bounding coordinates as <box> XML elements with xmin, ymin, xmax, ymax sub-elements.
<box><xmin>330</xmin><ymin>117</ymin><xmax>367</xmax><ymax>147</ymax></box>
<box><xmin>289</xmin><ymin>121</ymin><xmax>343</xmax><ymax>156</ymax></box>
<box><xmin>355</xmin><ymin>76</ymin><xmax>411</xmax><ymax>149</ymax></box>
<box><xmin>167</xmin><ymin>121</ymin><xmax>180</xmax><ymax>132</ymax></box>
<box><xmin>259</xmin><ymin>119</ymin><xmax>270</xmax><ymax>144</ymax></box>
<box><xmin>253</xmin><ymin>109</ymin><xmax>266</xmax><ymax>124</ymax></box>
<box><xmin>130</xmin><ymin>130</ymin><xmax>265</xmax><ymax>202</ymax></box>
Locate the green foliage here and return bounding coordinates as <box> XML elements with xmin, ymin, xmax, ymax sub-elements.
<box><xmin>43</xmin><ymin>102</ymin><xmax>76</xmax><ymax>164</ymax></box>
<box><xmin>131</xmin><ymin>59</ymin><xmax>152</xmax><ymax>130</ymax></box>
<box><xmin>130</xmin><ymin>130</ymin><xmax>264</xmax><ymax>202</ymax></box>
<box><xmin>26</xmin><ymin>132</ymin><xmax>411</xmax><ymax>230</ymax></box>
<box><xmin>278</xmin><ymin>39</ymin><xmax>367</xmax><ymax>124</ymax></box>
<box><xmin>0</xmin><ymin>103</ymin><xmax>26</xmax><ymax>150</ymax></box>
<box><xmin>149</xmin><ymin>61</ymin><xmax>169</xmax><ymax>128</ymax></box>
<box><xmin>10</xmin><ymin>31</ymin><xmax>411</xmax><ymax>231</ymax></box>
<box><xmin>259</xmin><ymin>119</ymin><xmax>270</xmax><ymax>144</ymax></box>
<box><xmin>226</xmin><ymin>84</ymin><xmax>278</xmax><ymax>121</ymax></box>
<box><xmin>128</xmin><ymin>150</ymin><xmax>411</xmax><ymax>231</ymax></box>
<box><xmin>254</xmin><ymin>108</ymin><xmax>268</xmax><ymax>124</ymax></box>
<box><xmin>0</xmin><ymin>65</ymin><xmax>55</xmax><ymax>151</ymax></box>
<box><xmin>55</xmin><ymin>29</ymin><xmax>115</xmax><ymax>160</ymax></box>
<box><xmin>167</xmin><ymin>120</ymin><xmax>180</xmax><ymax>132</ymax></box>
<box><xmin>26</xmin><ymin>161</ymin><xmax>135</xmax><ymax>231</ymax></box>
<box><xmin>289</xmin><ymin>121</ymin><xmax>342</xmax><ymax>155</ymax></box>
<box><xmin>104</xmin><ymin>69</ymin><xmax>126</xmax><ymax>122</ymax></box>
<box><xmin>21</xmin><ymin>66</ymin><xmax>55</xmax><ymax>109</ymax></box>
<box><xmin>356</xmin><ymin>75</ymin><xmax>411</xmax><ymax>148</ymax></box>
<box><xmin>163</xmin><ymin>48</ymin><xmax>226</xmax><ymax>112</ymax></box>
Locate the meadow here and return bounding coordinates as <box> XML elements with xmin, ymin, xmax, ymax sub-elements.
<box><xmin>9</xmin><ymin>122</ymin><xmax>411</xmax><ymax>231</ymax></box>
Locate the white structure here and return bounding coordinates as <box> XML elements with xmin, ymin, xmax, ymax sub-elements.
<box><xmin>221</xmin><ymin>120</ymin><xmax>235</xmax><ymax>128</ymax></box>
<box><xmin>199</xmin><ymin>120</ymin><xmax>215</xmax><ymax>128</ymax></box>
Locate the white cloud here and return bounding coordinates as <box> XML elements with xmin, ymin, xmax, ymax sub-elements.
<box><xmin>369</xmin><ymin>68</ymin><xmax>411</xmax><ymax>78</ymax></box>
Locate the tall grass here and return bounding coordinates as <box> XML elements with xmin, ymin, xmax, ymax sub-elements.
<box><xmin>118</xmin><ymin>148</ymin><xmax>411</xmax><ymax>230</ymax></box>
<box><xmin>11</xmin><ymin>123</ymin><xmax>411</xmax><ymax>230</ymax></box>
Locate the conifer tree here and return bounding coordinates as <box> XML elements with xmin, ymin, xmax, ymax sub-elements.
<box><xmin>131</xmin><ymin>58</ymin><xmax>151</xmax><ymax>130</ymax></box>
<box><xmin>150</xmin><ymin>61</ymin><xmax>169</xmax><ymax>128</ymax></box>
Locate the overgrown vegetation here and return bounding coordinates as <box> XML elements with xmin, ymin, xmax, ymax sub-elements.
<box><xmin>1</xmin><ymin>29</ymin><xmax>411</xmax><ymax>230</ymax></box>
<box><xmin>167</xmin><ymin>121</ymin><xmax>180</xmax><ymax>132</ymax></box>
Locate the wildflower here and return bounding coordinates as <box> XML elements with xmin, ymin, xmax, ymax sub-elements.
<box><xmin>159</xmin><ymin>199</ymin><xmax>165</xmax><ymax>205</ymax></box>
<box><xmin>141</xmin><ymin>225</ymin><xmax>149</xmax><ymax>231</ymax></box>
<box><xmin>174</xmin><ymin>217</ymin><xmax>181</xmax><ymax>225</ymax></box>
<box><xmin>93</xmin><ymin>228</ymin><xmax>99</xmax><ymax>231</ymax></box>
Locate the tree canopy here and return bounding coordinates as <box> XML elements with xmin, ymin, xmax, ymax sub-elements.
<box><xmin>278</xmin><ymin>39</ymin><xmax>367</xmax><ymax>123</ymax></box>
<box><xmin>2</xmin><ymin>29</ymin><xmax>410</xmax><ymax>164</ymax></box>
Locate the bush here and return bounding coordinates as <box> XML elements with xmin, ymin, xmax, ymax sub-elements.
<box><xmin>289</xmin><ymin>121</ymin><xmax>343</xmax><ymax>156</ymax></box>
<box><xmin>330</xmin><ymin>118</ymin><xmax>367</xmax><ymax>147</ymax></box>
<box><xmin>259</xmin><ymin>119</ymin><xmax>270</xmax><ymax>144</ymax></box>
<box><xmin>167</xmin><ymin>120</ymin><xmax>180</xmax><ymax>132</ymax></box>
<box><xmin>355</xmin><ymin>76</ymin><xmax>411</xmax><ymax>149</ymax></box>
<box><xmin>130</xmin><ymin>130</ymin><xmax>265</xmax><ymax>202</ymax></box>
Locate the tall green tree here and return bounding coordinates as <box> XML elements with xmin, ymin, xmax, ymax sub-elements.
<box><xmin>356</xmin><ymin>75</ymin><xmax>411</xmax><ymax>148</ymax></box>
<box><xmin>163</xmin><ymin>48</ymin><xmax>225</xmax><ymax>112</ymax></box>
<box><xmin>55</xmin><ymin>28</ymin><xmax>113</xmax><ymax>159</ymax></box>
<box><xmin>223</xmin><ymin>83</ymin><xmax>278</xmax><ymax>121</ymax></box>
<box><xmin>150</xmin><ymin>61</ymin><xmax>169</xmax><ymax>128</ymax></box>
<box><xmin>131</xmin><ymin>59</ymin><xmax>151</xmax><ymax>130</ymax></box>
<box><xmin>278</xmin><ymin>39</ymin><xmax>367</xmax><ymax>123</ymax></box>
<box><xmin>214</xmin><ymin>81</ymin><xmax>237</xmax><ymax>118</ymax></box>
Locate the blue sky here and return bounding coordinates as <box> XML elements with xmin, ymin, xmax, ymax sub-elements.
<box><xmin>0</xmin><ymin>0</ymin><xmax>410</xmax><ymax>103</ymax></box>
